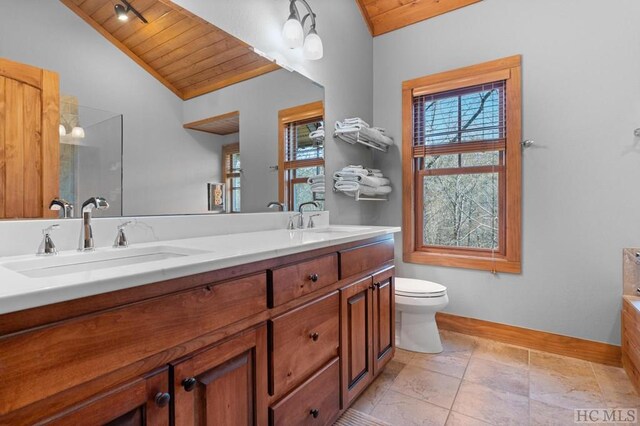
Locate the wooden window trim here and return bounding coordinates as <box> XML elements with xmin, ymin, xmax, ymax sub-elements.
<box><xmin>278</xmin><ymin>101</ymin><xmax>324</xmax><ymax>207</ymax></box>
<box><xmin>222</xmin><ymin>142</ymin><xmax>240</xmax><ymax>213</ymax></box>
<box><xmin>402</xmin><ymin>55</ymin><xmax>522</xmax><ymax>273</ymax></box>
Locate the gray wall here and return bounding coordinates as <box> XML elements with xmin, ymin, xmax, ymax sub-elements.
<box><xmin>173</xmin><ymin>0</ymin><xmax>376</xmax><ymax>224</ymax></box>
<box><xmin>0</xmin><ymin>1</ymin><xmax>221</xmax><ymax>216</ymax></box>
<box><xmin>184</xmin><ymin>70</ymin><xmax>323</xmax><ymax>213</ymax></box>
<box><xmin>372</xmin><ymin>0</ymin><xmax>640</xmax><ymax>345</ymax></box>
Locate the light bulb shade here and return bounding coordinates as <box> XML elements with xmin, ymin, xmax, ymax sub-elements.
<box><xmin>115</xmin><ymin>4</ymin><xmax>129</xmax><ymax>21</ymax></box>
<box><xmin>59</xmin><ymin>124</ymin><xmax>66</xmax><ymax>137</ymax></box>
<box><xmin>303</xmin><ymin>31</ymin><xmax>323</xmax><ymax>60</ymax></box>
<box><xmin>282</xmin><ymin>17</ymin><xmax>304</xmax><ymax>49</ymax></box>
<box><xmin>71</xmin><ymin>126</ymin><xmax>85</xmax><ymax>139</ymax></box>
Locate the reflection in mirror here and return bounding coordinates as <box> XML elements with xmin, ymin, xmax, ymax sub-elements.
<box><xmin>0</xmin><ymin>1</ymin><xmax>324</xmax><ymax>220</ymax></box>
<box><xmin>59</xmin><ymin>98</ymin><xmax>123</xmax><ymax>218</ymax></box>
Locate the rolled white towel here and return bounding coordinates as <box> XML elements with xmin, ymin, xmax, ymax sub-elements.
<box><xmin>343</xmin><ymin>118</ymin><xmax>370</xmax><ymax>127</ymax></box>
<box><xmin>310</xmin><ymin>183</ymin><xmax>325</xmax><ymax>193</ymax></box>
<box><xmin>334</xmin><ymin>180</ymin><xmax>360</xmax><ymax>192</ymax></box>
<box><xmin>341</xmin><ymin>167</ymin><xmax>369</xmax><ymax>175</ymax></box>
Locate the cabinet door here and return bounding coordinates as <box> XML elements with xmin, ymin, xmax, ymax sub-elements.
<box><xmin>340</xmin><ymin>276</ymin><xmax>374</xmax><ymax>407</ymax></box>
<box><xmin>172</xmin><ymin>325</ymin><xmax>268</xmax><ymax>426</ymax></box>
<box><xmin>42</xmin><ymin>368</ymin><xmax>170</xmax><ymax>426</ymax></box>
<box><xmin>372</xmin><ymin>267</ymin><xmax>395</xmax><ymax>375</ymax></box>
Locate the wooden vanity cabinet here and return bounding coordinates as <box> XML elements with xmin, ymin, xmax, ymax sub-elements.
<box><xmin>0</xmin><ymin>235</ymin><xmax>395</xmax><ymax>426</ymax></box>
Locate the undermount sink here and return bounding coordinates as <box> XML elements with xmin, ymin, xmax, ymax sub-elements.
<box><xmin>304</xmin><ymin>226</ymin><xmax>372</xmax><ymax>234</ymax></box>
<box><xmin>3</xmin><ymin>246</ymin><xmax>210</xmax><ymax>278</ymax></box>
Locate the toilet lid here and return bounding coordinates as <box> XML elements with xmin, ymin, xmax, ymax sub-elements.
<box><xmin>395</xmin><ymin>278</ymin><xmax>447</xmax><ymax>298</ymax></box>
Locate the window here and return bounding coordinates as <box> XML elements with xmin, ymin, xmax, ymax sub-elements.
<box><xmin>278</xmin><ymin>101</ymin><xmax>325</xmax><ymax>212</ymax></box>
<box><xmin>222</xmin><ymin>143</ymin><xmax>241</xmax><ymax>213</ymax></box>
<box><xmin>402</xmin><ymin>56</ymin><xmax>522</xmax><ymax>273</ymax></box>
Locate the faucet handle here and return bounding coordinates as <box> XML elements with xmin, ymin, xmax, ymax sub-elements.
<box><xmin>308</xmin><ymin>214</ymin><xmax>321</xmax><ymax>229</ymax></box>
<box><xmin>114</xmin><ymin>221</ymin><xmax>132</xmax><ymax>248</ymax></box>
<box><xmin>39</xmin><ymin>224</ymin><xmax>60</xmax><ymax>256</ymax></box>
<box><xmin>43</xmin><ymin>224</ymin><xmax>60</xmax><ymax>235</ymax></box>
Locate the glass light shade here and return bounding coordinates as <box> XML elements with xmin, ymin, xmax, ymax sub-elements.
<box><xmin>282</xmin><ymin>18</ymin><xmax>304</xmax><ymax>49</ymax></box>
<box><xmin>59</xmin><ymin>124</ymin><xmax>66</xmax><ymax>137</ymax></box>
<box><xmin>303</xmin><ymin>31</ymin><xmax>323</xmax><ymax>60</ymax></box>
<box><xmin>71</xmin><ymin>126</ymin><xmax>85</xmax><ymax>139</ymax></box>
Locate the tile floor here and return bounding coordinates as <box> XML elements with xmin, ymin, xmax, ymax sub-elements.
<box><xmin>351</xmin><ymin>331</ymin><xmax>640</xmax><ymax>425</ymax></box>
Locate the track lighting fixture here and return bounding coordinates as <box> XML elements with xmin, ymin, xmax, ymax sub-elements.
<box><xmin>113</xmin><ymin>1</ymin><xmax>148</xmax><ymax>24</ymax></box>
<box><xmin>282</xmin><ymin>0</ymin><xmax>323</xmax><ymax>60</ymax></box>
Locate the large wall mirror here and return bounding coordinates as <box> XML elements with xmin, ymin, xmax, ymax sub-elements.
<box><xmin>0</xmin><ymin>0</ymin><xmax>325</xmax><ymax>220</ymax></box>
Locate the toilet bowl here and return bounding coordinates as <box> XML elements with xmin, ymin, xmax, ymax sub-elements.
<box><xmin>395</xmin><ymin>278</ymin><xmax>448</xmax><ymax>353</ymax></box>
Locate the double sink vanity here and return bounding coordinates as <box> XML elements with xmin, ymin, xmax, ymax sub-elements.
<box><xmin>0</xmin><ymin>220</ymin><xmax>400</xmax><ymax>425</ymax></box>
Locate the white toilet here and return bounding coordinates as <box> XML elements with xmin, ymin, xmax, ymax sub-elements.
<box><xmin>395</xmin><ymin>278</ymin><xmax>449</xmax><ymax>353</ymax></box>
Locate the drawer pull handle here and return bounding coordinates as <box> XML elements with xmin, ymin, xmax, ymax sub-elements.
<box><xmin>310</xmin><ymin>332</ymin><xmax>319</xmax><ymax>341</ymax></box>
<box><xmin>309</xmin><ymin>273</ymin><xmax>319</xmax><ymax>282</ymax></box>
<box><xmin>182</xmin><ymin>377</ymin><xmax>197</xmax><ymax>392</ymax></box>
<box><xmin>310</xmin><ymin>408</ymin><xmax>320</xmax><ymax>418</ymax></box>
<box><xmin>154</xmin><ymin>392</ymin><xmax>171</xmax><ymax>407</ymax></box>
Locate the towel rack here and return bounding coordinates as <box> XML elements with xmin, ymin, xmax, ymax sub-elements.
<box><xmin>333</xmin><ymin>129</ymin><xmax>391</xmax><ymax>153</ymax></box>
<box><xmin>333</xmin><ymin>187</ymin><xmax>388</xmax><ymax>201</ymax></box>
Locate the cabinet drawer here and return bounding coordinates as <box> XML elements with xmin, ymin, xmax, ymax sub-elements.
<box><xmin>270</xmin><ymin>358</ymin><xmax>340</xmax><ymax>426</ymax></box>
<box><xmin>269</xmin><ymin>253</ymin><xmax>338</xmax><ymax>307</ymax></box>
<box><xmin>270</xmin><ymin>291</ymin><xmax>339</xmax><ymax>397</ymax></box>
<box><xmin>0</xmin><ymin>273</ymin><xmax>267</xmax><ymax>415</ymax></box>
<box><xmin>339</xmin><ymin>239</ymin><xmax>394</xmax><ymax>279</ymax></box>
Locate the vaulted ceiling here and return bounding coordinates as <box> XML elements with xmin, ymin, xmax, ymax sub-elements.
<box><xmin>60</xmin><ymin>0</ymin><xmax>280</xmax><ymax>100</ymax></box>
<box><xmin>356</xmin><ymin>0</ymin><xmax>482</xmax><ymax>36</ymax></box>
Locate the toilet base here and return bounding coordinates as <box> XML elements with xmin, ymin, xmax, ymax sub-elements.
<box><xmin>396</xmin><ymin>311</ymin><xmax>443</xmax><ymax>353</ymax></box>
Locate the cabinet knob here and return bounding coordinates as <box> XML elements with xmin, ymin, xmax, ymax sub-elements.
<box><xmin>182</xmin><ymin>377</ymin><xmax>197</xmax><ymax>392</ymax></box>
<box><xmin>369</xmin><ymin>284</ymin><xmax>377</xmax><ymax>291</ymax></box>
<box><xmin>154</xmin><ymin>392</ymin><xmax>171</xmax><ymax>407</ymax></box>
<box><xmin>309</xmin><ymin>273</ymin><xmax>319</xmax><ymax>282</ymax></box>
<box><xmin>310</xmin><ymin>332</ymin><xmax>319</xmax><ymax>341</ymax></box>
<box><xmin>310</xmin><ymin>408</ymin><xmax>320</xmax><ymax>418</ymax></box>
<box><xmin>375</xmin><ymin>282</ymin><xmax>381</xmax><ymax>288</ymax></box>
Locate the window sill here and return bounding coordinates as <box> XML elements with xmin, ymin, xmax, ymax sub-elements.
<box><xmin>403</xmin><ymin>250</ymin><xmax>521</xmax><ymax>274</ymax></box>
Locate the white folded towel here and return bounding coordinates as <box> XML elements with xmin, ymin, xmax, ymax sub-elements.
<box><xmin>343</xmin><ymin>118</ymin><xmax>370</xmax><ymax>127</ymax></box>
<box><xmin>358</xmin><ymin>175</ymin><xmax>390</xmax><ymax>187</ymax></box>
<box><xmin>359</xmin><ymin>185</ymin><xmax>392</xmax><ymax>196</ymax></box>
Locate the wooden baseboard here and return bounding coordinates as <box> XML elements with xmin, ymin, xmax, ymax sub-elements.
<box><xmin>436</xmin><ymin>312</ymin><xmax>622</xmax><ymax>367</ymax></box>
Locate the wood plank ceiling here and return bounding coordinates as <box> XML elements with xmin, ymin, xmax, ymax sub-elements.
<box><xmin>60</xmin><ymin>0</ymin><xmax>280</xmax><ymax>100</ymax></box>
<box><xmin>183</xmin><ymin>111</ymin><xmax>239</xmax><ymax>135</ymax></box>
<box><xmin>356</xmin><ymin>0</ymin><xmax>482</xmax><ymax>36</ymax></box>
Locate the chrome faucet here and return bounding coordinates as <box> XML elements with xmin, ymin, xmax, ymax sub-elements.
<box><xmin>80</xmin><ymin>197</ymin><xmax>109</xmax><ymax>251</ymax></box>
<box><xmin>297</xmin><ymin>201</ymin><xmax>319</xmax><ymax>229</ymax></box>
<box><xmin>268</xmin><ymin>201</ymin><xmax>285</xmax><ymax>211</ymax></box>
<box><xmin>49</xmin><ymin>198</ymin><xmax>74</xmax><ymax>218</ymax></box>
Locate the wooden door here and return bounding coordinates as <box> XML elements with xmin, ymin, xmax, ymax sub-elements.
<box><xmin>340</xmin><ymin>276</ymin><xmax>374</xmax><ymax>407</ymax></box>
<box><xmin>372</xmin><ymin>267</ymin><xmax>395</xmax><ymax>375</ymax></box>
<box><xmin>0</xmin><ymin>58</ymin><xmax>59</xmax><ymax>218</ymax></box>
<box><xmin>172</xmin><ymin>325</ymin><xmax>268</xmax><ymax>426</ymax></box>
<box><xmin>41</xmin><ymin>368</ymin><xmax>170</xmax><ymax>426</ymax></box>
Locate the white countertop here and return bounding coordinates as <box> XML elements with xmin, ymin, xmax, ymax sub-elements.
<box><xmin>0</xmin><ymin>225</ymin><xmax>400</xmax><ymax>315</ymax></box>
